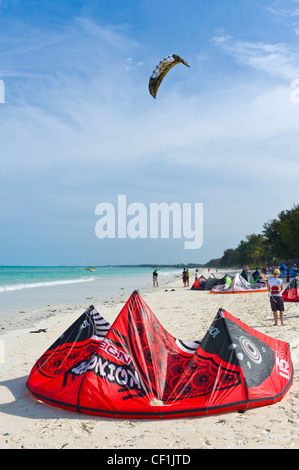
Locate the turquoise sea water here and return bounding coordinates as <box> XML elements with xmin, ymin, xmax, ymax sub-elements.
<box><xmin>0</xmin><ymin>266</ymin><xmax>179</xmax><ymax>327</ymax></box>
<box><xmin>0</xmin><ymin>266</ymin><xmax>153</xmax><ymax>292</ymax></box>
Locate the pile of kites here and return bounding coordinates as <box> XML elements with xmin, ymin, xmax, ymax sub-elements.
<box><xmin>191</xmin><ymin>270</ymin><xmax>267</xmax><ymax>294</ymax></box>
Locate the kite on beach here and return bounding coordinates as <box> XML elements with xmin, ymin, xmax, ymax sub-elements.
<box><xmin>149</xmin><ymin>54</ymin><xmax>190</xmax><ymax>98</ymax></box>
<box><xmin>210</xmin><ymin>273</ymin><xmax>268</xmax><ymax>294</ymax></box>
<box><xmin>26</xmin><ymin>291</ymin><xmax>293</xmax><ymax>419</ymax></box>
<box><xmin>282</xmin><ymin>277</ymin><xmax>299</xmax><ymax>302</ymax></box>
<box><xmin>191</xmin><ymin>275</ymin><xmax>207</xmax><ymax>290</ymax></box>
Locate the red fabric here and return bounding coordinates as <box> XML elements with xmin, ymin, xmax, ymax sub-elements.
<box><xmin>282</xmin><ymin>278</ymin><xmax>299</xmax><ymax>302</ymax></box>
<box><xmin>26</xmin><ymin>291</ymin><xmax>293</xmax><ymax>418</ymax></box>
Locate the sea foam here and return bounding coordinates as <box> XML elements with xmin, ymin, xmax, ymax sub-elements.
<box><xmin>0</xmin><ymin>277</ymin><xmax>95</xmax><ymax>293</ymax></box>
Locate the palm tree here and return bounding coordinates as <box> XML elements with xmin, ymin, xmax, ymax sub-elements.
<box><xmin>246</xmin><ymin>234</ymin><xmax>265</xmax><ymax>267</ymax></box>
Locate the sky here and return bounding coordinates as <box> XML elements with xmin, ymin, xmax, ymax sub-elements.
<box><xmin>0</xmin><ymin>0</ymin><xmax>299</xmax><ymax>266</ymax></box>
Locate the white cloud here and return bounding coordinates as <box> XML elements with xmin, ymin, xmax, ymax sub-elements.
<box><xmin>212</xmin><ymin>34</ymin><xmax>232</xmax><ymax>46</ymax></box>
<box><xmin>1</xmin><ymin>18</ymin><xmax>299</xmax><ymax>207</ymax></box>
<box><xmin>1</xmin><ymin>9</ymin><xmax>299</xmax><ymax>265</ymax></box>
<box><xmin>213</xmin><ymin>35</ymin><xmax>299</xmax><ymax>80</ymax></box>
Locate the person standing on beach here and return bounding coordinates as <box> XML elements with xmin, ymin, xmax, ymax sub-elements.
<box><xmin>153</xmin><ymin>270</ymin><xmax>158</xmax><ymax>287</ymax></box>
<box><xmin>182</xmin><ymin>268</ymin><xmax>187</xmax><ymax>287</ymax></box>
<box><xmin>186</xmin><ymin>269</ymin><xmax>190</xmax><ymax>287</ymax></box>
<box><xmin>266</xmin><ymin>268</ymin><xmax>286</xmax><ymax>326</ymax></box>
<box><xmin>195</xmin><ymin>268</ymin><xmax>199</xmax><ymax>281</ymax></box>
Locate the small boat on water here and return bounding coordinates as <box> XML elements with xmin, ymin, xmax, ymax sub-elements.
<box><xmin>85</xmin><ymin>267</ymin><xmax>96</xmax><ymax>271</ymax></box>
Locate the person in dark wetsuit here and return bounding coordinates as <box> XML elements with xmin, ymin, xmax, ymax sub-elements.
<box><xmin>182</xmin><ymin>268</ymin><xmax>187</xmax><ymax>287</ymax></box>
<box><xmin>153</xmin><ymin>270</ymin><xmax>158</xmax><ymax>287</ymax></box>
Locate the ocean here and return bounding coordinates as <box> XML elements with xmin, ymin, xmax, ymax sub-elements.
<box><xmin>0</xmin><ymin>266</ymin><xmax>180</xmax><ymax>330</ymax></box>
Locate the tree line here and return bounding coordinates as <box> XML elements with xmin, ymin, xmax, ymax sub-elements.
<box><xmin>204</xmin><ymin>204</ymin><xmax>299</xmax><ymax>268</ymax></box>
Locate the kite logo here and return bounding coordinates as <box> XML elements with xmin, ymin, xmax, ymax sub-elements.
<box><xmin>239</xmin><ymin>336</ymin><xmax>262</xmax><ymax>364</ymax></box>
<box><xmin>71</xmin><ymin>354</ymin><xmax>142</xmax><ymax>393</ymax></box>
<box><xmin>98</xmin><ymin>339</ymin><xmax>132</xmax><ymax>365</ymax></box>
<box><xmin>276</xmin><ymin>356</ymin><xmax>290</xmax><ymax>380</ymax></box>
<box><xmin>0</xmin><ymin>80</ymin><xmax>4</xmax><ymax>104</ymax></box>
<box><xmin>80</xmin><ymin>319</ymin><xmax>90</xmax><ymax>330</ymax></box>
<box><xmin>95</xmin><ymin>195</ymin><xmax>203</xmax><ymax>249</ymax></box>
<box><xmin>208</xmin><ymin>327</ymin><xmax>220</xmax><ymax>338</ymax></box>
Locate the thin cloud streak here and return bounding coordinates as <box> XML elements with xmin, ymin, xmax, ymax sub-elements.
<box><xmin>1</xmin><ymin>7</ymin><xmax>299</xmax><ymax>264</ymax></box>
<box><xmin>213</xmin><ymin>34</ymin><xmax>299</xmax><ymax>80</ymax></box>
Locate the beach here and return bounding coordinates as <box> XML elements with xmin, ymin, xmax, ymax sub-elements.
<box><xmin>0</xmin><ymin>268</ymin><xmax>298</xmax><ymax>450</ymax></box>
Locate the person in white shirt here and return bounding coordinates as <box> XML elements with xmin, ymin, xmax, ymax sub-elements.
<box><xmin>266</xmin><ymin>268</ymin><xmax>285</xmax><ymax>326</ymax></box>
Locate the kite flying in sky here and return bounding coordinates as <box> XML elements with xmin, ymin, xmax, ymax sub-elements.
<box><xmin>149</xmin><ymin>54</ymin><xmax>190</xmax><ymax>98</ymax></box>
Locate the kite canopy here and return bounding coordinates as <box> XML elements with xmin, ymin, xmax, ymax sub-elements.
<box><xmin>26</xmin><ymin>291</ymin><xmax>293</xmax><ymax>419</ymax></box>
<box><xmin>210</xmin><ymin>273</ymin><xmax>268</xmax><ymax>294</ymax></box>
<box><xmin>240</xmin><ymin>269</ymin><xmax>249</xmax><ymax>282</ymax></box>
<box><xmin>190</xmin><ymin>273</ymin><xmax>222</xmax><ymax>291</ymax></box>
<box><xmin>191</xmin><ymin>275</ymin><xmax>207</xmax><ymax>290</ymax></box>
<box><xmin>204</xmin><ymin>274</ymin><xmax>228</xmax><ymax>291</ymax></box>
<box><xmin>251</xmin><ymin>270</ymin><xmax>267</xmax><ymax>284</ymax></box>
<box><xmin>149</xmin><ymin>54</ymin><xmax>190</xmax><ymax>98</ymax></box>
<box><xmin>241</xmin><ymin>269</ymin><xmax>267</xmax><ymax>285</ymax></box>
<box><xmin>282</xmin><ymin>277</ymin><xmax>299</xmax><ymax>302</ymax></box>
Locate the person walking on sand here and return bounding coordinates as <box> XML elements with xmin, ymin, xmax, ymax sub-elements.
<box><xmin>266</xmin><ymin>268</ymin><xmax>286</xmax><ymax>326</ymax></box>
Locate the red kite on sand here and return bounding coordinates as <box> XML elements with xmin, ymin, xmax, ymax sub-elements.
<box><xmin>27</xmin><ymin>291</ymin><xmax>293</xmax><ymax>419</ymax></box>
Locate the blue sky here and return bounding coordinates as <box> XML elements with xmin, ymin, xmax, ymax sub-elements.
<box><xmin>1</xmin><ymin>0</ymin><xmax>299</xmax><ymax>266</ymax></box>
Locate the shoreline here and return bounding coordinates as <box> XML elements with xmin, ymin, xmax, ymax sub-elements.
<box><xmin>0</xmin><ymin>267</ymin><xmax>180</xmax><ymax>333</ymax></box>
<box><xmin>0</xmin><ymin>268</ymin><xmax>298</xmax><ymax>449</ymax></box>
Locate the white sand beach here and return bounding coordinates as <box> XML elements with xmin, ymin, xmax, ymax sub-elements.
<box><xmin>0</xmin><ymin>269</ymin><xmax>298</xmax><ymax>449</ymax></box>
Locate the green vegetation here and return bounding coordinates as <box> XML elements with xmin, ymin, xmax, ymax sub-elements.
<box><xmin>205</xmin><ymin>204</ymin><xmax>299</xmax><ymax>268</ymax></box>
<box><xmin>115</xmin><ymin>205</ymin><xmax>299</xmax><ymax>270</ymax></box>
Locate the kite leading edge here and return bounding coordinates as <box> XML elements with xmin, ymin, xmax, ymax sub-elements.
<box><xmin>149</xmin><ymin>54</ymin><xmax>190</xmax><ymax>98</ymax></box>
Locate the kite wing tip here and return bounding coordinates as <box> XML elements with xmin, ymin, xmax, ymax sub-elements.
<box><xmin>149</xmin><ymin>89</ymin><xmax>157</xmax><ymax>99</ymax></box>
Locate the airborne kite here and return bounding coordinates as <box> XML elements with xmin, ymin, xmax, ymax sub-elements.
<box><xmin>26</xmin><ymin>291</ymin><xmax>293</xmax><ymax>419</ymax></box>
<box><xmin>149</xmin><ymin>54</ymin><xmax>190</xmax><ymax>98</ymax></box>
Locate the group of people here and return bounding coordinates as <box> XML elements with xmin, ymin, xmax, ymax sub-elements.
<box><xmin>192</xmin><ymin>266</ymin><xmax>288</xmax><ymax>327</ymax></box>
<box><xmin>182</xmin><ymin>268</ymin><xmax>190</xmax><ymax>287</ymax></box>
<box><xmin>154</xmin><ymin>265</ymin><xmax>289</xmax><ymax>327</ymax></box>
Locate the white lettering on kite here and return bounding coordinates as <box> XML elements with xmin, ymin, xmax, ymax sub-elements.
<box><xmin>99</xmin><ymin>339</ymin><xmax>132</xmax><ymax>365</ymax></box>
